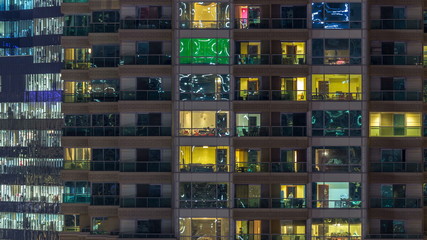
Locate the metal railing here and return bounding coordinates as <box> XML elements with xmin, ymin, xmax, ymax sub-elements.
<box><xmin>235</xmin><ymin>126</ymin><xmax>307</xmax><ymax>137</ymax></box>
<box><xmin>63</xmin><ymin>91</ymin><xmax>171</xmax><ymax>102</ymax></box>
<box><xmin>370</xmin><ymin>91</ymin><xmax>422</xmax><ymax>101</ymax></box>
<box><xmin>91</xmin><ymin>196</ymin><xmax>119</xmax><ymax>205</ymax></box>
<box><xmin>313</xmin><ymin>164</ymin><xmax>361</xmax><ymax>173</ymax></box>
<box><xmin>63</xmin><ymin>126</ymin><xmax>172</xmax><ymax>137</ymax></box>
<box><xmin>365</xmin><ymin>234</ymin><xmax>423</xmax><ymax>239</ymax></box>
<box><xmin>311</xmin><ymin>92</ymin><xmax>362</xmax><ymax>101</ymax></box>
<box><xmin>179</xmin><ymin>128</ymin><xmax>230</xmax><ymax>137</ymax></box>
<box><xmin>234</xmin><ymin>18</ymin><xmax>307</xmax><ymax>29</ymax></box>
<box><xmin>89</xmin><ymin>23</ymin><xmax>120</xmax><ymax>33</ymax></box>
<box><xmin>120</xmin><ymin>197</ymin><xmax>171</xmax><ymax>208</ymax></box>
<box><xmin>234</xmin><ymin>198</ymin><xmax>306</xmax><ymax>208</ymax></box>
<box><xmin>370</xmin><ymin>19</ymin><xmax>421</xmax><ymax>29</ymax></box>
<box><xmin>62</xmin><ymin>193</ymin><xmax>91</xmax><ymax>204</ymax></box>
<box><xmin>313</xmin><ymin>199</ymin><xmax>362</xmax><ymax>208</ymax></box>
<box><xmin>235</xmin><ymin>90</ymin><xmax>307</xmax><ymax>101</ymax></box>
<box><xmin>121</xmin><ymin>19</ymin><xmax>172</xmax><ymax>29</ymax></box>
<box><xmin>235</xmin><ymin>234</ymin><xmax>306</xmax><ymax>240</ymax></box>
<box><xmin>370</xmin><ymin>198</ymin><xmax>421</xmax><ymax>208</ymax></box>
<box><xmin>179</xmin><ymin>20</ymin><xmax>230</xmax><ymax>29</ymax></box>
<box><xmin>180</xmin><ymin>200</ymin><xmax>228</xmax><ymax>208</ymax></box>
<box><xmin>121</xmin><ymin>55</ymin><xmax>172</xmax><ymax>65</ymax></box>
<box><xmin>120</xmin><ymin>162</ymin><xmax>171</xmax><ymax>172</ymax></box>
<box><xmin>234</xmin><ymin>54</ymin><xmax>306</xmax><ymax>65</ymax></box>
<box><xmin>179</xmin><ymin>164</ymin><xmax>229</xmax><ymax>173</ymax></box>
<box><xmin>179</xmin><ymin>56</ymin><xmax>230</xmax><ymax>65</ymax></box>
<box><xmin>370</xmin><ymin>56</ymin><xmax>422</xmax><ymax>65</ymax></box>
<box><xmin>235</xmin><ymin>162</ymin><xmax>306</xmax><ymax>173</ymax></box>
<box><xmin>370</xmin><ymin>162</ymin><xmax>422</xmax><ymax>172</ymax></box>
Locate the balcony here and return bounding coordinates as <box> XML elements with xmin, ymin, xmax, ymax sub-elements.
<box><xmin>370</xmin><ymin>56</ymin><xmax>422</xmax><ymax>65</ymax></box>
<box><xmin>120</xmin><ymin>197</ymin><xmax>171</xmax><ymax>208</ymax></box>
<box><xmin>63</xmin><ymin>193</ymin><xmax>91</xmax><ymax>204</ymax></box>
<box><xmin>63</xmin><ymin>91</ymin><xmax>171</xmax><ymax>103</ymax></box>
<box><xmin>121</xmin><ymin>55</ymin><xmax>172</xmax><ymax>65</ymax></box>
<box><xmin>235</xmin><ymin>162</ymin><xmax>306</xmax><ymax>173</ymax></box>
<box><xmin>370</xmin><ymin>198</ymin><xmax>421</xmax><ymax>208</ymax></box>
<box><xmin>179</xmin><ymin>128</ymin><xmax>230</xmax><ymax>137</ymax></box>
<box><xmin>121</xmin><ymin>162</ymin><xmax>171</xmax><ymax>172</ymax></box>
<box><xmin>370</xmin><ymin>91</ymin><xmax>422</xmax><ymax>101</ymax></box>
<box><xmin>313</xmin><ymin>164</ymin><xmax>361</xmax><ymax>173</ymax></box>
<box><xmin>234</xmin><ymin>54</ymin><xmax>306</xmax><ymax>65</ymax></box>
<box><xmin>235</xmin><ymin>90</ymin><xmax>306</xmax><ymax>101</ymax></box>
<box><xmin>371</xmin><ymin>19</ymin><xmax>421</xmax><ymax>29</ymax></box>
<box><xmin>63</xmin><ymin>126</ymin><xmax>172</xmax><ymax>137</ymax></box>
<box><xmin>235</xmin><ymin>126</ymin><xmax>307</xmax><ymax>137</ymax></box>
<box><xmin>180</xmin><ymin>164</ymin><xmax>229</xmax><ymax>173</ymax></box>
<box><xmin>180</xmin><ymin>199</ymin><xmax>228</xmax><ymax>208</ymax></box>
<box><xmin>311</xmin><ymin>92</ymin><xmax>361</xmax><ymax>101</ymax></box>
<box><xmin>91</xmin><ymin>196</ymin><xmax>119</xmax><ymax>205</ymax></box>
<box><xmin>234</xmin><ymin>198</ymin><xmax>306</xmax><ymax>208</ymax></box>
<box><xmin>89</xmin><ymin>23</ymin><xmax>120</xmax><ymax>33</ymax></box>
<box><xmin>365</xmin><ymin>234</ymin><xmax>423</xmax><ymax>239</ymax></box>
<box><xmin>370</xmin><ymin>162</ymin><xmax>422</xmax><ymax>172</ymax></box>
<box><xmin>119</xmin><ymin>233</ymin><xmax>175</xmax><ymax>238</ymax></box>
<box><xmin>121</xmin><ymin>19</ymin><xmax>172</xmax><ymax>29</ymax></box>
<box><xmin>313</xmin><ymin>200</ymin><xmax>362</xmax><ymax>208</ymax></box>
<box><xmin>234</xmin><ymin>18</ymin><xmax>307</xmax><ymax>29</ymax></box>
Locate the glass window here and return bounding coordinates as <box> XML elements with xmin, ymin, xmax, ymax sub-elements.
<box><xmin>180</xmin><ymin>182</ymin><xmax>228</xmax><ymax>208</ymax></box>
<box><xmin>64</xmin><ymin>15</ymin><xmax>90</xmax><ymax>36</ymax></box>
<box><xmin>380</xmin><ymin>220</ymin><xmax>405</xmax><ymax>234</ymax></box>
<box><xmin>179</xmin><ymin>111</ymin><xmax>229</xmax><ymax>136</ymax></box>
<box><xmin>137</xmin><ymin>220</ymin><xmax>162</xmax><ymax>233</ymax></box>
<box><xmin>179</xmin><ymin>38</ymin><xmax>230</xmax><ymax>64</ymax></box>
<box><xmin>312</xmin><ymin>39</ymin><xmax>361</xmax><ymax>65</ymax></box>
<box><xmin>312</xmin><ymin>3</ymin><xmax>362</xmax><ymax>29</ymax></box>
<box><xmin>312</xmin><ymin>218</ymin><xmax>361</xmax><ymax>238</ymax></box>
<box><xmin>370</xmin><ymin>112</ymin><xmax>421</xmax><ymax>137</ymax></box>
<box><xmin>235</xmin><ymin>149</ymin><xmax>262</xmax><ymax>172</ymax></box>
<box><xmin>313</xmin><ymin>146</ymin><xmax>361</xmax><ymax>173</ymax></box>
<box><xmin>179</xmin><ymin>2</ymin><xmax>230</xmax><ymax>29</ymax></box>
<box><xmin>64</xmin><ymin>48</ymin><xmax>91</xmax><ymax>69</ymax></box>
<box><xmin>63</xmin><ymin>181</ymin><xmax>91</xmax><ymax>203</ymax></box>
<box><xmin>279</xmin><ymin>42</ymin><xmax>306</xmax><ymax>64</ymax></box>
<box><xmin>179</xmin><ymin>74</ymin><xmax>230</xmax><ymax>101</ymax></box>
<box><xmin>312</xmin><ymin>110</ymin><xmax>362</xmax><ymax>137</ymax></box>
<box><xmin>179</xmin><ymin>146</ymin><xmax>229</xmax><ymax>172</ymax></box>
<box><xmin>179</xmin><ymin>218</ymin><xmax>230</xmax><ymax>238</ymax></box>
<box><xmin>312</xmin><ymin>182</ymin><xmax>361</xmax><ymax>208</ymax></box>
<box><xmin>236</xmin><ymin>113</ymin><xmax>261</xmax><ymax>137</ymax></box>
<box><xmin>276</xmin><ymin>6</ymin><xmax>307</xmax><ymax>28</ymax></box>
<box><xmin>312</xmin><ymin>74</ymin><xmax>362</xmax><ymax>100</ymax></box>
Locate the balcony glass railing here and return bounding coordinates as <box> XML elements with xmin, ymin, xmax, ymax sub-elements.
<box><xmin>63</xmin><ymin>226</ymin><xmax>80</xmax><ymax>232</ymax></box>
<box><xmin>235</xmin><ymin>162</ymin><xmax>306</xmax><ymax>173</ymax></box>
<box><xmin>234</xmin><ymin>198</ymin><xmax>306</xmax><ymax>208</ymax></box>
<box><xmin>63</xmin><ymin>193</ymin><xmax>90</xmax><ymax>204</ymax></box>
<box><xmin>89</xmin><ymin>23</ymin><xmax>120</xmax><ymax>33</ymax></box>
<box><xmin>234</xmin><ymin>90</ymin><xmax>307</xmax><ymax>101</ymax></box>
<box><xmin>234</xmin><ymin>18</ymin><xmax>307</xmax><ymax>29</ymax></box>
<box><xmin>63</xmin><ymin>160</ymin><xmax>90</xmax><ymax>170</ymax></box>
<box><xmin>234</xmin><ymin>54</ymin><xmax>306</xmax><ymax>65</ymax></box>
<box><xmin>64</xmin><ymin>61</ymin><xmax>91</xmax><ymax>70</ymax></box>
<box><xmin>91</xmin><ymin>196</ymin><xmax>119</xmax><ymax>205</ymax></box>
<box><xmin>63</xmin><ymin>91</ymin><xmax>171</xmax><ymax>103</ymax></box>
<box><xmin>371</xmin><ymin>19</ymin><xmax>421</xmax><ymax>29</ymax></box>
<box><xmin>179</xmin><ymin>164</ymin><xmax>229</xmax><ymax>173</ymax></box>
<box><xmin>313</xmin><ymin>199</ymin><xmax>362</xmax><ymax>208</ymax></box>
<box><xmin>312</xmin><ymin>236</ymin><xmax>361</xmax><ymax>240</ymax></box>
<box><xmin>120</xmin><ymin>162</ymin><xmax>171</xmax><ymax>172</ymax></box>
<box><xmin>369</xmin><ymin>162</ymin><xmax>422</xmax><ymax>172</ymax></box>
<box><xmin>370</xmin><ymin>56</ymin><xmax>422</xmax><ymax>65</ymax></box>
<box><xmin>119</xmin><ymin>233</ymin><xmax>175</xmax><ymax>238</ymax></box>
<box><xmin>120</xmin><ymin>197</ymin><xmax>171</xmax><ymax>208</ymax></box>
<box><xmin>63</xmin><ymin>26</ymin><xmax>89</xmax><ymax>36</ymax></box>
<box><xmin>235</xmin><ymin>234</ymin><xmax>306</xmax><ymax>240</ymax></box>
<box><xmin>179</xmin><ymin>128</ymin><xmax>230</xmax><ymax>137</ymax></box>
<box><xmin>63</xmin><ymin>126</ymin><xmax>172</xmax><ymax>137</ymax></box>
<box><xmin>369</xmin><ymin>126</ymin><xmax>422</xmax><ymax>137</ymax></box>
<box><xmin>91</xmin><ymin>57</ymin><xmax>120</xmax><ymax>67</ymax></box>
<box><xmin>121</xmin><ymin>55</ymin><xmax>172</xmax><ymax>65</ymax></box>
<box><xmin>235</xmin><ymin>126</ymin><xmax>307</xmax><ymax>137</ymax></box>
<box><xmin>311</xmin><ymin>92</ymin><xmax>362</xmax><ymax>101</ymax></box>
<box><xmin>121</xmin><ymin>19</ymin><xmax>172</xmax><ymax>29</ymax></box>
<box><xmin>370</xmin><ymin>91</ymin><xmax>422</xmax><ymax>101</ymax></box>
<box><xmin>180</xmin><ymin>199</ymin><xmax>228</xmax><ymax>208</ymax></box>
<box><xmin>370</xmin><ymin>198</ymin><xmax>421</xmax><ymax>208</ymax></box>
<box><xmin>313</xmin><ymin>164</ymin><xmax>361</xmax><ymax>173</ymax></box>
<box><xmin>365</xmin><ymin>234</ymin><xmax>423</xmax><ymax>239</ymax></box>
<box><xmin>179</xmin><ymin>20</ymin><xmax>230</xmax><ymax>29</ymax></box>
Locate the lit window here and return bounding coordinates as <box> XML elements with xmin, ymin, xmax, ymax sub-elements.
<box><xmin>179</xmin><ymin>38</ymin><xmax>230</xmax><ymax>64</ymax></box>
<box><xmin>312</xmin><ymin>3</ymin><xmax>361</xmax><ymax>29</ymax></box>
<box><xmin>179</xmin><ymin>146</ymin><xmax>229</xmax><ymax>172</ymax></box>
<box><xmin>370</xmin><ymin>112</ymin><xmax>421</xmax><ymax>137</ymax></box>
<box><xmin>312</xmin><ymin>182</ymin><xmax>362</xmax><ymax>208</ymax></box>
<box><xmin>312</xmin><ymin>74</ymin><xmax>362</xmax><ymax>100</ymax></box>
<box><xmin>312</xmin><ymin>218</ymin><xmax>361</xmax><ymax>237</ymax></box>
<box><xmin>179</xmin><ymin>111</ymin><xmax>229</xmax><ymax>136</ymax></box>
<box><xmin>179</xmin><ymin>2</ymin><xmax>230</xmax><ymax>29</ymax></box>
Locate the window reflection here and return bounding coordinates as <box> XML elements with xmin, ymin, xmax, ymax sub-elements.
<box><xmin>180</xmin><ymin>74</ymin><xmax>230</xmax><ymax>101</ymax></box>
<box><xmin>179</xmin><ymin>38</ymin><xmax>230</xmax><ymax>64</ymax></box>
<box><xmin>312</xmin><ymin>3</ymin><xmax>361</xmax><ymax>29</ymax></box>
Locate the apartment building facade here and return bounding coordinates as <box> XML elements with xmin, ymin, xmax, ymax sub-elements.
<box><xmin>60</xmin><ymin>0</ymin><xmax>427</xmax><ymax>240</ymax></box>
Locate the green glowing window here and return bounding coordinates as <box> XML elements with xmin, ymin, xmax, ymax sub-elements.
<box><xmin>179</xmin><ymin>38</ymin><xmax>230</xmax><ymax>64</ymax></box>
